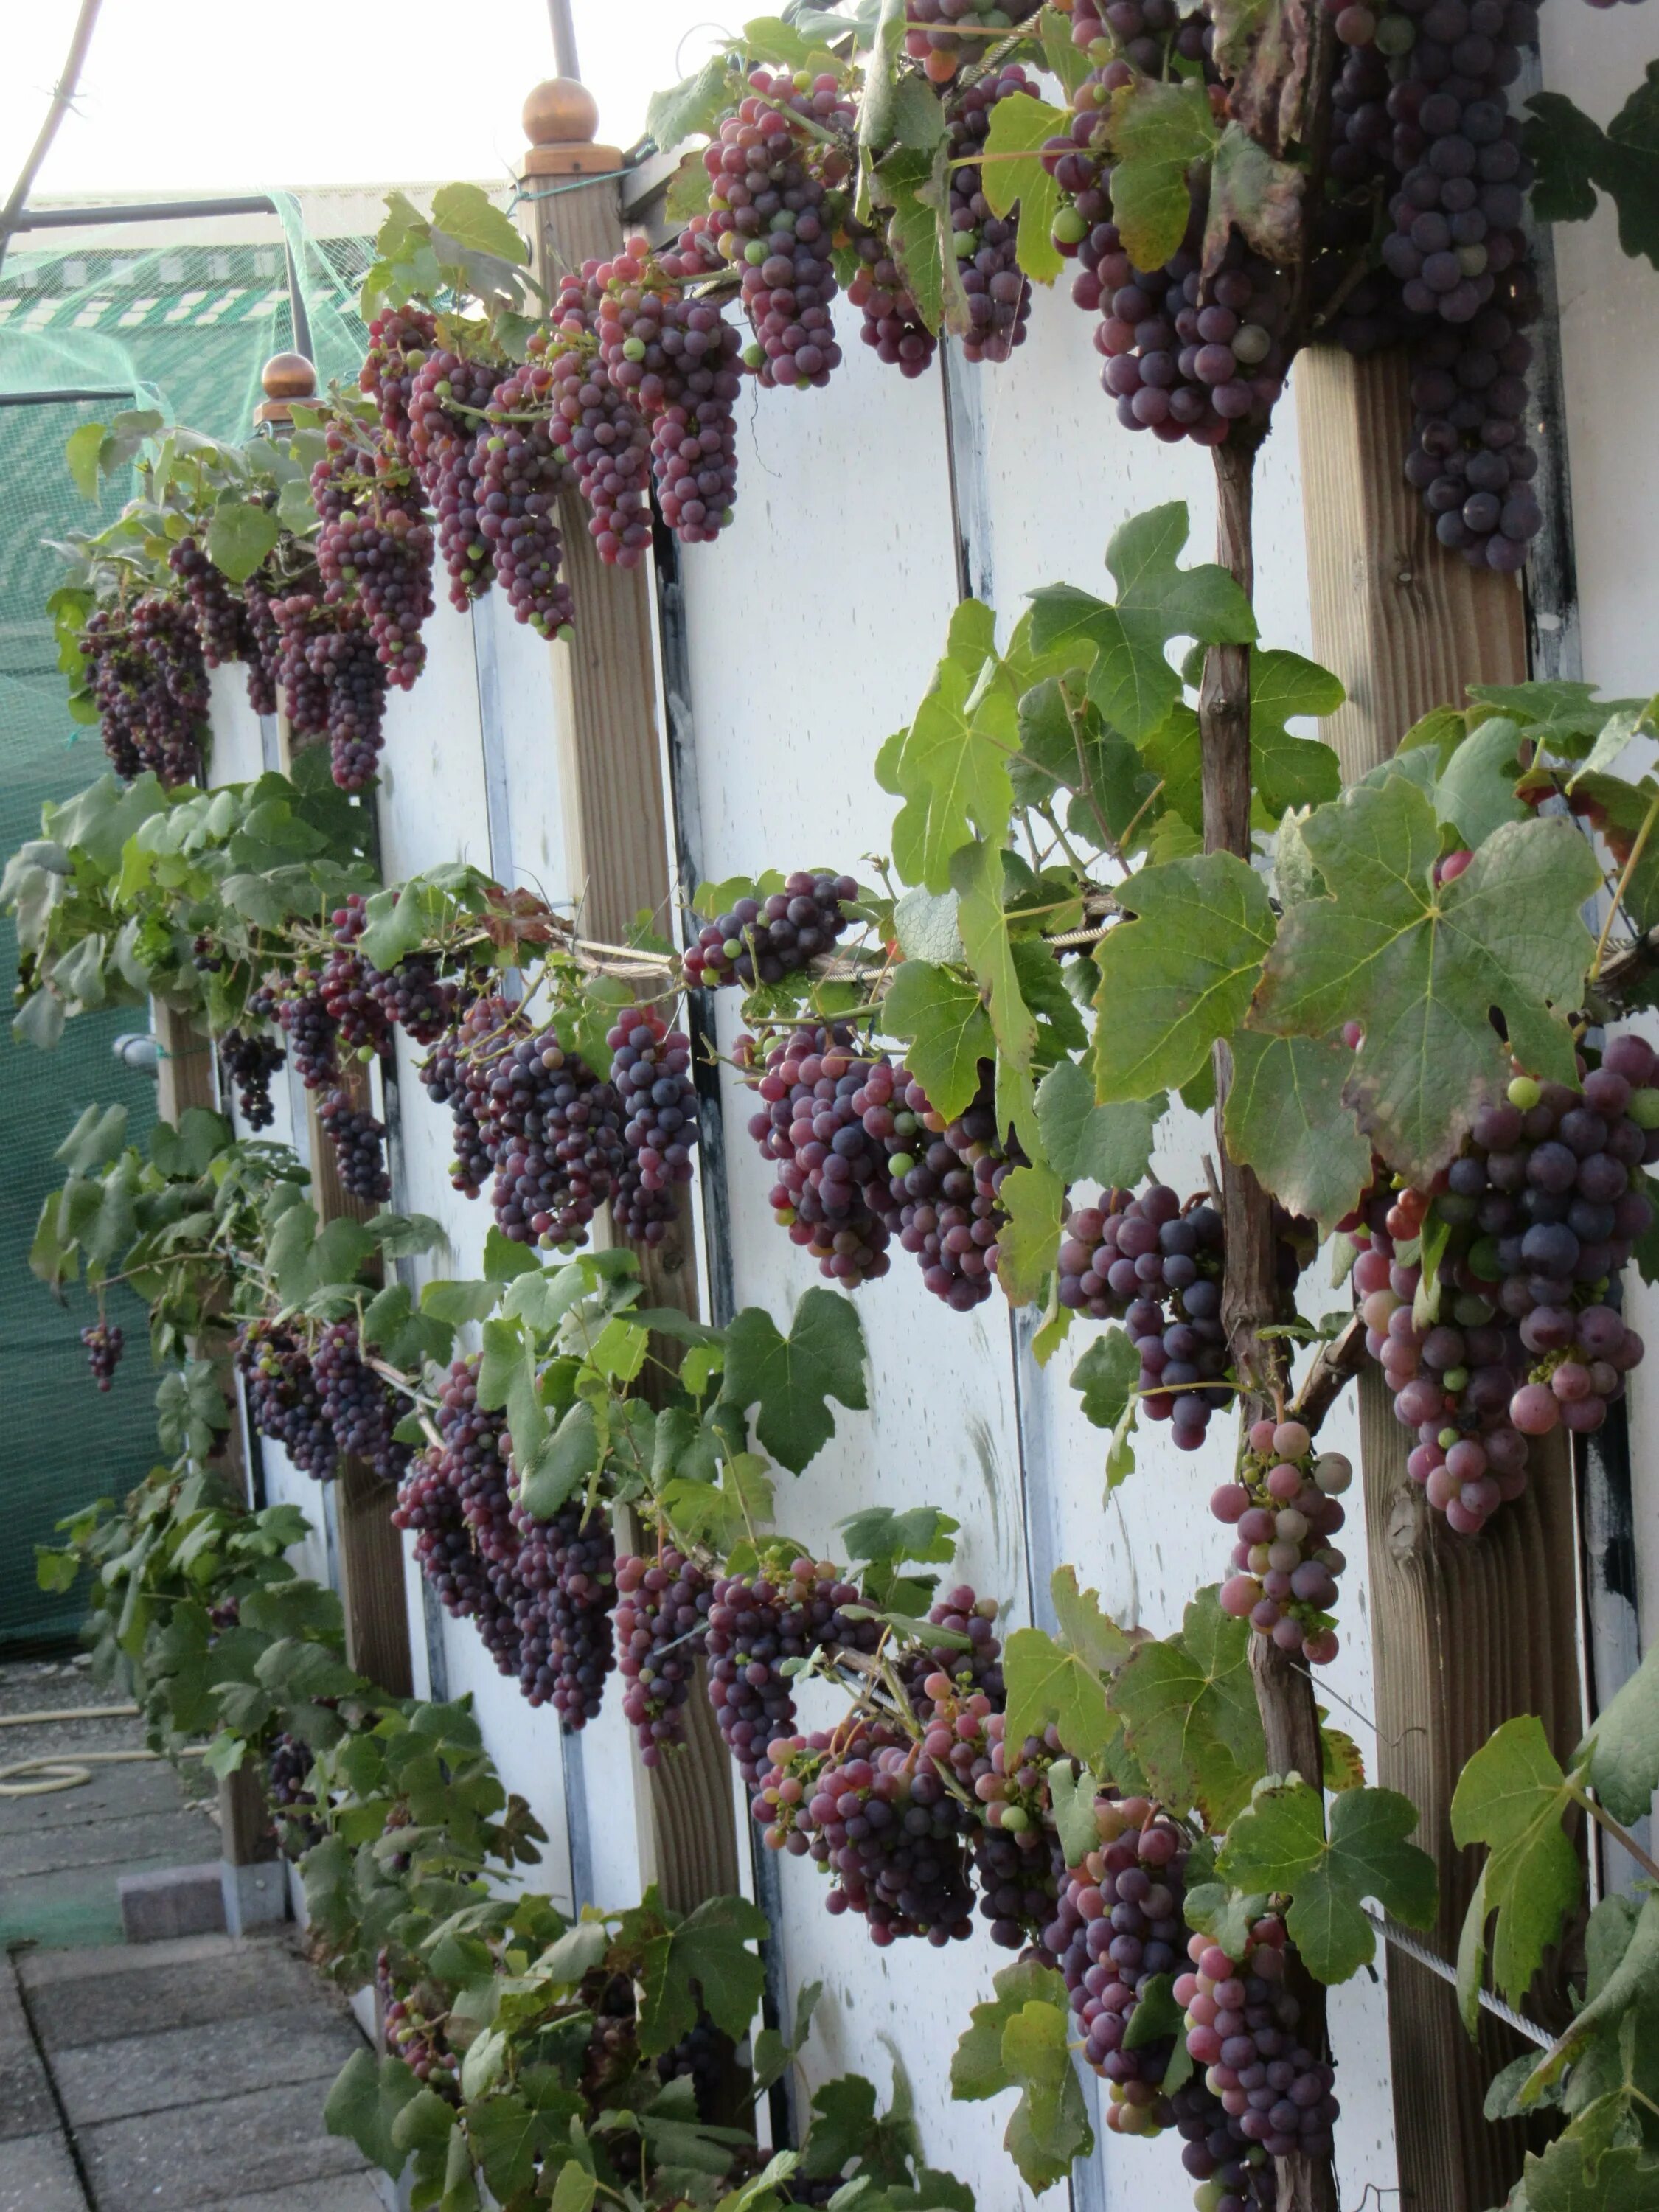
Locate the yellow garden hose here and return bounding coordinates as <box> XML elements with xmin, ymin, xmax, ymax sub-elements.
<box><xmin>0</xmin><ymin>1703</ymin><xmax>185</xmax><ymax>1799</ymax></box>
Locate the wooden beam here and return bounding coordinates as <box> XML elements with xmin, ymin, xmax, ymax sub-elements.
<box><xmin>520</xmin><ymin>119</ymin><xmax>742</xmax><ymax>1920</ymax></box>
<box><xmin>1295</xmin><ymin>345</ymin><xmax>1582</xmax><ymax>2209</ymax></box>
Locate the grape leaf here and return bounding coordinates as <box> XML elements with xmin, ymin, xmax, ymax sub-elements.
<box><xmin>978</xmin><ymin>91</ymin><xmax>1070</xmax><ymax>285</ymax></box>
<box><xmin>997</xmin><ymin>1163</ymin><xmax>1064</xmax><ymax>1306</ymax></box>
<box><xmin>720</xmin><ymin>1289</ymin><xmax>868</xmax><ymax>1472</ymax></box>
<box><xmin>633</xmin><ymin>1891</ymin><xmax>771</xmax><ymax>2055</ymax></box>
<box><xmin>880</xmin><ymin>140</ymin><xmax>970</xmax><ymax>339</ymax></box>
<box><xmin>1048</xmin><ymin>1760</ymin><xmax>1106</xmax><ymax>1865</ymax></box>
<box><xmin>1105</xmin><ymin>79</ymin><xmax>1222</xmax><ymax>271</ymax></box>
<box><xmin>1579</xmin><ymin>1638</ymin><xmax>1659</xmax><ymax>1826</ymax></box>
<box><xmin>838</xmin><ymin>1505</ymin><xmax>959</xmax><ymax>1569</ymax></box>
<box><xmin>882</xmin><ymin>961</ymin><xmax>993</xmax><ymax>1121</ymax></box>
<box><xmin>1522</xmin><ymin>1892</ymin><xmax>1659</xmax><ymax>2107</ymax></box>
<box><xmin>1110</xmin><ymin>1587</ymin><xmax>1267</xmax><ymax>1827</ymax></box>
<box><xmin>1004</xmin><ymin>1625</ymin><xmax>1114</xmax><ymax>1769</ymax></box>
<box><xmin>1093</xmin><ymin>852</ymin><xmax>1276</xmax><ymax>1102</ymax></box>
<box><xmin>1035</xmin><ymin>1060</ymin><xmax>1163</xmax><ymax>1186</ymax></box>
<box><xmin>1217</xmin><ymin>1781</ymin><xmax>1436</xmax><ymax>1985</ymax></box>
<box><xmin>951</xmin><ymin>839</ymin><xmax>1040</xmax><ymax>1158</ymax></box>
<box><xmin>950</xmin><ymin>1961</ymin><xmax>1093</xmax><ymax>2196</ymax></box>
<box><xmin>647</xmin><ymin>55</ymin><xmax>733</xmax><ymax>156</ymax></box>
<box><xmin>1597</xmin><ymin>63</ymin><xmax>1659</xmax><ymax>271</ymax></box>
<box><xmin>1204</xmin><ymin>123</ymin><xmax>1303</xmax><ymax>276</ymax></box>
<box><xmin>1251</xmin><ymin>776</ymin><xmax>1601</xmax><ymax>1183</ymax></box>
<box><xmin>1523</xmin><ymin>91</ymin><xmax>1608</xmax><ymax>226</ymax></box>
<box><xmin>880</xmin><ymin>600</ymin><xmax>1016</xmax><ymax>891</ymax></box>
<box><xmin>324</xmin><ymin>2049</ymin><xmax>422</xmax><ymax>2174</ymax></box>
<box><xmin>1026</xmin><ymin>503</ymin><xmax>1256</xmax><ymax>744</ymax></box>
<box><xmin>1222</xmin><ymin>1030</ymin><xmax>1370</xmax><ymax>1234</ymax></box>
<box><xmin>430</xmin><ymin>182</ymin><xmax>527</xmax><ymax>267</ymax></box>
<box><xmin>1505</xmin><ymin>2133</ymin><xmax>1659</xmax><ymax>2211</ymax></box>
<box><xmin>1435</xmin><ymin>714</ymin><xmax>1529</xmax><ymax>848</ymax></box>
<box><xmin>1069</xmin><ymin>1328</ymin><xmax>1140</xmax><ymax>1489</ymax></box>
<box><xmin>205</xmin><ymin>498</ymin><xmax>280</xmax><ymax>585</ymax></box>
<box><xmin>1450</xmin><ymin>1715</ymin><xmax>1584</xmax><ymax>2006</ymax></box>
<box><xmin>1248</xmin><ymin>649</ymin><xmax>1343</xmax><ymax>816</ymax></box>
<box><xmin>893</xmin><ymin>888</ymin><xmax>964</xmax><ymax>964</ymax></box>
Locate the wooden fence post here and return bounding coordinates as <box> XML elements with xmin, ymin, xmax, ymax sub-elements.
<box><xmin>151</xmin><ymin>999</ymin><xmax>284</xmax><ymax>1921</ymax></box>
<box><xmin>1295</xmin><ymin>345</ymin><xmax>1584</xmax><ymax>2209</ymax></box>
<box><xmin>518</xmin><ymin>86</ymin><xmax>740</xmax><ymax>1919</ymax></box>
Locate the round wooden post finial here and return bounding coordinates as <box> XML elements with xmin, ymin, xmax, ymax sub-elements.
<box><xmin>521</xmin><ymin>77</ymin><xmax>622</xmax><ymax>180</ymax></box>
<box><xmin>254</xmin><ymin>349</ymin><xmax>316</xmax><ymax>428</ymax></box>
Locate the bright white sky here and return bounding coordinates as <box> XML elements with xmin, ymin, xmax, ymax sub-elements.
<box><xmin>0</xmin><ymin>1</ymin><xmax>725</xmax><ymax>201</ymax></box>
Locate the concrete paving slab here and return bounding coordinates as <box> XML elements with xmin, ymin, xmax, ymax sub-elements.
<box><xmin>0</xmin><ymin>1857</ymin><xmax>201</xmax><ymax>1952</ymax></box>
<box><xmin>0</xmin><ymin>2047</ymin><xmax>60</xmax><ymax>2144</ymax></box>
<box><xmin>5</xmin><ymin>1812</ymin><xmax>218</xmax><ymax>1882</ymax></box>
<box><xmin>214</xmin><ymin>2181</ymin><xmax>389</xmax><ymax>2212</ymax></box>
<box><xmin>0</xmin><ymin>2129</ymin><xmax>88</xmax><ymax>2211</ymax></box>
<box><xmin>78</xmin><ymin>2076</ymin><xmax>372</xmax><ymax>2212</ymax></box>
<box><xmin>0</xmin><ymin>1764</ymin><xmax>187</xmax><ymax>1838</ymax></box>
<box><xmin>52</xmin><ymin>2007</ymin><xmax>363</xmax><ymax>2126</ymax></box>
<box><xmin>22</xmin><ymin>1935</ymin><xmax>321</xmax><ymax>2051</ymax></box>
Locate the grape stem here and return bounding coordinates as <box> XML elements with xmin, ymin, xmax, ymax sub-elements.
<box><xmin>1590</xmin><ymin>785</ymin><xmax>1659</xmax><ymax>981</ymax></box>
<box><xmin>1569</xmin><ymin>1784</ymin><xmax>1659</xmax><ymax>1887</ymax></box>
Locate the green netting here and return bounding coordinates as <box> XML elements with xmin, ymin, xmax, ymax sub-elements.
<box><xmin>0</xmin><ymin>196</ymin><xmax>373</xmax><ymax>1646</ymax></box>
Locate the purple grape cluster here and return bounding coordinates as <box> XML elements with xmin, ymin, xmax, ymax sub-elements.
<box><xmin>950</xmin><ymin>67</ymin><xmax>1038</xmax><ymax>364</ymax></box>
<box><xmin>508</xmin><ymin>1498</ymin><xmax>618</xmax><ymax>1726</ymax></box>
<box><xmin>241</xmin><ymin>573</ymin><xmax>282</xmax><ymax>717</ymax></box>
<box><xmin>691</xmin><ymin>71</ymin><xmax>856</xmax><ymax>393</ymax></box>
<box><xmin>480</xmin><ymin>1027</ymin><xmax>625</xmax><ymax>1249</ymax></box>
<box><xmin>237</xmin><ymin>1319</ymin><xmax>339</xmax><ymax>1480</ymax></box>
<box><xmin>80</xmin><ymin>1321</ymin><xmax>124</xmax><ymax>1391</ymax></box>
<box><xmin>319</xmin><ymin>1085</ymin><xmax>392</xmax><ymax>1206</ymax></box>
<box><xmin>313</xmin><ymin>1319</ymin><xmax>410</xmax><ymax>1483</ymax></box>
<box><xmin>267</xmin><ymin>592</ymin><xmax>331</xmax><ymax>740</ymax></box>
<box><xmin>684</xmin><ymin>870</ymin><xmax>858</xmax><ymax>988</ymax></box>
<box><xmin>608</xmin><ymin>1007</ymin><xmax>699</xmax><ymax>1246</ymax></box>
<box><xmin>219</xmin><ymin>1027</ymin><xmax>285</xmax><ymax>1130</ymax></box>
<box><xmin>1215</xmin><ymin>1419</ymin><xmax>1352</xmax><ymax>1666</ymax></box>
<box><xmin>81</xmin><ymin>599</ymin><xmax>206</xmax><ymax>787</ymax></box>
<box><xmin>321</xmin><ymin>897</ymin><xmax>393</xmax><ymax>1054</ymax></box>
<box><xmin>417</xmin><ymin>992</ymin><xmax>514</xmax><ymax>1197</ymax></box>
<box><xmin>922</xmin><ymin>1681</ymin><xmax>1068</xmax><ymax>1956</ymax></box>
<box><xmin>376</xmin><ymin>1950</ymin><xmax>459</xmax><ymax>2096</ymax></box>
<box><xmin>756</xmin><ymin>1717</ymin><xmax>978</xmax><ymax>1947</ymax></box>
<box><xmin>897</xmin><ymin>1584</ymin><xmax>1005</xmax><ymax>1714</ymax></box>
<box><xmin>1357</xmin><ymin>1046</ymin><xmax>1655</xmax><ymax>1533</ymax></box>
<box><xmin>616</xmin><ymin>1547</ymin><xmax>714</xmax><ymax>1765</ymax></box>
<box><xmin>306</xmin><ymin>616</ymin><xmax>389</xmax><ymax>790</ymax></box>
<box><xmin>904</xmin><ymin>0</ymin><xmax>1043</xmax><ymax>82</ymax></box>
<box><xmin>478</xmin><ymin>364</ymin><xmax>576</xmax><ymax>636</ymax></box>
<box><xmin>310</xmin><ymin>416</ymin><xmax>435</xmax><ymax>688</ymax></box>
<box><xmin>866</xmin><ymin>1062</ymin><xmax>1018</xmax><ymax>1312</ymax></box>
<box><xmin>739</xmin><ymin>1024</ymin><xmax>897</xmax><ymax>1287</ymax></box>
<box><xmin>847</xmin><ymin>220</ymin><xmax>939</xmax><ymax>378</ymax></box>
<box><xmin>705</xmin><ymin>1559</ymin><xmax>880</xmax><ymax>1787</ymax></box>
<box><xmin>167</xmin><ymin>537</ymin><xmax>243</xmax><ymax>665</ymax></box>
<box><xmin>542</xmin><ymin>284</ymin><xmax>656</xmax><ymax>569</ymax></box>
<box><xmin>1050</xmin><ymin>1797</ymin><xmax>1190</xmax><ymax>2112</ymax></box>
<box><xmin>361</xmin><ymin>304</ymin><xmax>439</xmax><ymax>471</ymax></box>
<box><xmin>408</xmin><ymin>349</ymin><xmax>501</xmax><ymax>608</ymax></box>
<box><xmin>1058</xmin><ymin>1188</ymin><xmax>1232</xmax><ymax>1445</ymax></box>
<box><xmin>274</xmin><ymin>972</ymin><xmax>338</xmax><ymax>1091</ymax></box>
<box><xmin>1178</xmin><ymin>1917</ymin><xmax>1340</xmax><ymax>2168</ymax></box>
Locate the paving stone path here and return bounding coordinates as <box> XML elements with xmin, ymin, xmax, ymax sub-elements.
<box><xmin>1</xmin><ymin>1662</ymin><xmax>385</xmax><ymax>2212</ymax></box>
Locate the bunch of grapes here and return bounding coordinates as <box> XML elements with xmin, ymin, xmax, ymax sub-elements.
<box><xmin>1215</xmin><ymin>1420</ymin><xmax>1352</xmax><ymax>1664</ymax></box>
<box><xmin>310</xmin><ymin>416</ymin><xmax>435</xmax><ymax>687</ymax></box>
<box><xmin>313</xmin><ymin>1319</ymin><xmax>409</xmax><ymax>1483</ymax></box>
<box><xmin>274</xmin><ymin>972</ymin><xmax>338</xmax><ymax>1090</ymax></box>
<box><xmin>241</xmin><ymin>572</ymin><xmax>283</xmax><ymax>716</ymax></box>
<box><xmin>167</xmin><ymin>537</ymin><xmax>243</xmax><ymax>666</ymax></box>
<box><xmin>79</xmin><ymin>613</ymin><xmax>148</xmax><ymax>779</ymax></box>
<box><xmin>1048</xmin><ymin>1795</ymin><xmax>1192</xmax><ymax>2123</ymax></box>
<box><xmin>691</xmin><ymin>72</ymin><xmax>856</xmax><ymax>392</ymax></box>
<box><xmin>236</xmin><ymin>1320</ymin><xmax>338</xmax><ymax>1480</ymax></box>
<box><xmin>319</xmin><ymin>1085</ymin><xmax>392</xmax><ymax>1205</ymax></box>
<box><xmin>656</xmin><ymin>2014</ymin><xmax>734</xmax><ymax>2123</ymax></box>
<box><xmin>1057</xmin><ymin>1187</ymin><xmax>1232</xmax><ymax>1444</ymax></box>
<box><xmin>321</xmin><ymin>897</ymin><xmax>393</xmax><ymax>1054</ymax></box>
<box><xmin>594</xmin><ymin>232</ymin><xmax>745</xmax><ymax>548</ymax></box>
<box><xmin>394</xmin><ymin>1358</ymin><xmax>524</xmax><ymax>1673</ymax></box>
<box><xmin>376</xmin><ymin>1951</ymin><xmax>459</xmax><ymax>2096</ymax></box>
<box><xmin>904</xmin><ymin>0</ymin><xmax>1043</xmax><ymax>83</ymax></box>
<box><xmin>263</xmin><ymin>591</ymin><xmax>327</xmax><ymax>738</ymax></box>
<box><xmin>408</xmin><ymin>349</ymin><xmax>501</xmax><ymax>607</ymax></box>
<box><xmin>80</xmin><ymin>1321</ymin><xmax>124</xmax><ymax>1391</ymax></box>
<box><xmin>1355</xmin><ymin>1048</ymin><xmax>1655</xmax><ymax>1532</ymax></box>
<box><xmin>119</xmin><ymin>597</ymin><xmax>208</xmax><ymax>784</ymax></box>
<box><xmin>266</xmin><ymin>1733</ymin><xmax>324</xmax><ymax>1851</ymax></box>
<box><xmin>481</xmin><ymin>1026</ymin><xmax>625</xmax><ymax>1248</ymax></box>
<box><xmin>361</xmin><ymin>303</ymin><xmax>439</xmax><ymax>468</ymax></box>
<box><xmin>1177</xmin><ymin>1914</ymin><xmax>1340</xmax><ymax>2166</ymax></box>
<box><xmin>705</xmin><ymin>1558</ymin><xmax>880</xmax><ymax>1786</ymax></box>
<box><xmin>683</xmin><ymin>870</ymin><xmax>858</xmax><ymax>989</ymax></box>
<box><xmin>866</xmin><ymin>1062</ymin><xmax>1018</xmax><ymax>1312</ymax></box>
<box><xmin>608</xmin><ymin>1008</ymin><xmax>699</xmax><ymax>1246</ymax></box>
<box><xmin>921</xmin><ymin>1675</ymin><xmax>1068</xmax><ymax>1954</ymax></box>
<box><xmin>218</xmin><ymin>1027</ymin><xmax>285</xmax><ymax>1130</ymax></box>
<box><xmin>365</xmin><ymin>946</ymin><xmax>457</xmax><ymax>1046</ymax></box>
<box><xmin>738</xmin><ymin>1023</ymin><xmax>897</xmax><ymax>1286</ymax></box>
<box><xmin>847</xmin><ymin>219</ymin><xmax>939</xmax><ymax>378</ymax></box>
<box><xmin>477</xmin><ymin>362</ymin><xmax>577</xmax><ymax>636</ymax></box>
<box><xmin>304</xmin><ymin>614</ymin><xmax>389</xmax><ymax>790</ymax></box>
<box><xmin>898</xmin><ymin>1583</ymin><xmax>1006</xmax><ymax>1714</ymax></box>
<box><xmin>616</xmin><ymin>1546</ymin><xmax>714</xmax><ymax>1764</ymax></box>
<box><xmin>417</xmin><ymin>992</ymin><xmax>515</xmax><ymax>1196</ymax></box>
<box><xmin>540</xmin><ymin>290</ymin><xmax>655</xmax><ymax>569</ymax></box>
<box><xmin>507</xmin><ymin>1498</ymin><xmax>619</xmax><ymax>1727</ymax></box>
<box><xmin>949</xmin><ymin>66</ymin><xmax>1039</xmax><ymax>364</ymax></box>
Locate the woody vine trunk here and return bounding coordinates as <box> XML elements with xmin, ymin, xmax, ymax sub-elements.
<box><xmin>1200</xmin><ymin>435</ymin><xmax>1340</xmax><ymax>2212</ymax></box>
